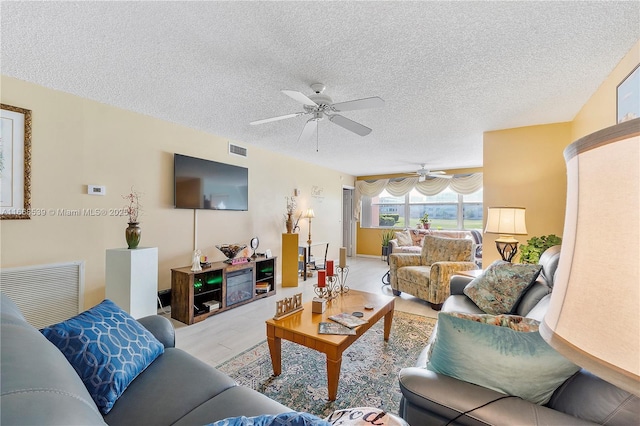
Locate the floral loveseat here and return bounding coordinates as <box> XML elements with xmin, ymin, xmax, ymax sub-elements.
<box><xmin>389</xmin><ymin>229</ymin><xmax>482</xmax><ymax>267</ymax></box>
<box><xmin>389</xmin><ymin>235</ymin><xmax>478</xmax><ymax>310</ymax></box>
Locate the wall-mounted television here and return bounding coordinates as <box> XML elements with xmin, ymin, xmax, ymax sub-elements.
<box><xmin>174</xmin><ymin>153</ymin><xmax>248</xmax><ymax>211</ymax></box>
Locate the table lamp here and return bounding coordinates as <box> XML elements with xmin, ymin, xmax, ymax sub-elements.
<box><xmin>540</xmin><ymin>118</ymin><xmax>639</xmax><ymax>396</ymax></box>
<box><xmin>484</xmin><ymin>207</ymin><xmax>527</xmax><ymax>262</ymax></box>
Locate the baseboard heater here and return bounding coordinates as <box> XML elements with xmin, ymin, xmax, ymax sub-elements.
<box><xmin>0</xmin><ymin>261</ymin><xmax>84</xmax><ymax>329</ymax></box>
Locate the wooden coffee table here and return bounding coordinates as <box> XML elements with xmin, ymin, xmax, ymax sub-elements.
<box><xmin>265</xmin><ymin>289</ymin><xmax>394</xmax><ymax>401</ymax></box>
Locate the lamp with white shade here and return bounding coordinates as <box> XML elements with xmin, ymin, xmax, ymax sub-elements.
<box><xmin>484</xmin><ymin>207</ymin><xmax>528</xmax><ymax>262</ymax></box>
<box><xmin>539</xmin><ymin>118</ymin><xmax>639</xmax><ymax>396</ymax></box>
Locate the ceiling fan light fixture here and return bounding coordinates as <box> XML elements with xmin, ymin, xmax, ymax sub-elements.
<box><xmin>251</xmin><ymin>83</ymin><xmax>384</xmax><ymax>145</ymax></box>
<box><xmin>310</xmin><ymin>83</ymin><xmax>326</xmax><ymax>94</ymax></box>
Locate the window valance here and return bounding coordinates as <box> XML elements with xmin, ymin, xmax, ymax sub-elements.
<box><xmin>354</xmin><ymin>173</ymin><xmax>483</xmax><ymax>219</ymax></box>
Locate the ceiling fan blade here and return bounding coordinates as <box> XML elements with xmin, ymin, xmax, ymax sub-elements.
<box><xmin>298</xmin><ymin>118</ymin><xmax>318</xmax><ymax>143</ymax></box>
<box><xmin>423</xmin><ymin>173</ymin><xmax>453</xmax><ymax>180</ymax></box>
<box><xmin>328</xmin><ymin>114</ymin><xmax>372</xmax><ymax>136</ymax></box>
<box><xmin>332</xmin><ymin>96</ymin><xmax>385</xmax><ymax>112</ymax></box>
<box><xmin>282</xmin><ymin>90</ymin><xmax>318</xmax><ymax>107</ymax></box>
<box><xmin>250</xmin><ymin>112</ymin><xmax>306</xmax><ymax>125</ymax></box>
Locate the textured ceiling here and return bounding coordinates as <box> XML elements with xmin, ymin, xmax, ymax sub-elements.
<box><xmin>1</xmin><ymin>1</ymin><xmax>639</xmax><ymax>176</ymax></box>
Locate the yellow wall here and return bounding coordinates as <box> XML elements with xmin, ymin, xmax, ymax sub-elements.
<box><xmin>572</xmin><ymin>40</ymin><xmax>640</xmax><ymax>140</ymax></box>
<box><xmin>482</xmin><ymin>123</ymin><xmax>571</xmax><ymax>265</ymax></box>
<box><xmin>482</xmin><ymin>40</ymin><xmax>639</xmax><ymax>265</ymax></box>
<box><xmin>0</xmin><ymin>76</ymin><xmax>354</xmax><ymax>309</ymax></box>
<box><xmin>356</xmin><ymin>224</ymin><xmax>387</xmax><ymax>257</ymax></box>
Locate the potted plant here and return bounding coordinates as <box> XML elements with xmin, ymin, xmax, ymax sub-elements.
<box><xmin>419</xmin><ymin>212</ymin><xmax>431</xmax><ymax>229</ymax></box>
<box><xmin>380</xmin><ymin>229</ymin><xmax>396</xmax><ymax>258</ymax></box>
<box><xmin>519</xmin><ymin>234</ymin><xmax>562</xmax><ymax>264</ymax></box>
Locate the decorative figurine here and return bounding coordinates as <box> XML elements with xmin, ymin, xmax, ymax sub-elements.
<box><xmin>191</xmin><ymin>249</ymin><xmax>202</xmax><ymax>272</ymax></box>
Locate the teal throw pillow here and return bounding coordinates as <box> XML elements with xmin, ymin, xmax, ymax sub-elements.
<box><xmin>427</xmin><ymin>312</ymin><xmax>580</xmax><ymax>405</ymax></box>
<box><xmin>40</xmin><ymin>299</ymin><xmax>164</xmax><ymax>414</ymax></box>
<box><xmin>463</xmin><ymin>260</ymin><xmax>543</xmax><ymax>314</ymax></box>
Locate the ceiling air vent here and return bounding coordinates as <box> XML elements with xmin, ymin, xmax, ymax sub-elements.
<box><xmin>228</xmin><ymin>142</ymin><xmax>248</xmax><ymax>158</ymax></box>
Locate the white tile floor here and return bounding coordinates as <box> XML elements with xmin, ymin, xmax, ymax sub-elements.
<box><xmin>164</xmin><ymin>255</ymin><xmax>438</xmax><ymax>364</ymax></box>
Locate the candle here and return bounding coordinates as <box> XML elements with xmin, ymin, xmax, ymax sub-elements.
<box><xmin>339</xmin><ymin>247</ymin><xmax>347</xmax><ymax>268</ymax></box>
<box><xmin>318</xmin><ymin>270</ymin><xmax>326</xmax><ymax>287</ymax></box>
<box><xmin>326</xmin><ymin>260</ymin><xmax>334</xmax><ymax>276</ymax></box>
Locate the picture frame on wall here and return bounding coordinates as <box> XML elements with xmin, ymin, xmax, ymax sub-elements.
<box><xmin>1</xmin><ymin>104</ymin><xmax>32</xmax><ymax>220</ymax></box>
<box><xmin>616</xmin><ymin>64</ymin><xmax>639</xmax><ymax>123</ymax></box>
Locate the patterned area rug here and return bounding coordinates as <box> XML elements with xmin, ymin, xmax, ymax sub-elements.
<box><xmin>216</xmin><ymin>311</ymin><xmax>436</xmax><ymax>418</ymax></box>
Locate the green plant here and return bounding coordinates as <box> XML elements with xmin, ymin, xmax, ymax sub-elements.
<box><xmin>519</xmin><ymin>234</ymin><xmax>562</xmax><ymax>264</ymax></box>
<box><xmin>419</xmin><ymin>212</ymin><xmax>430</xmax><ymax>225</ymax></box>
<box><xmin>380</xmin><ymin>229</ymin><xmax>396</xmax><ymax>246</ymax></box>
<box><xmin>379</xmin><ymin>215</ymin><xmax>398</xmax><ymax>226</ymax></box>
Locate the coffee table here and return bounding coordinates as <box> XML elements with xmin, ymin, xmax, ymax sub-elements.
<box><xmin>265</xmin><ymin>289</ymin><xmax>395</xmax><ymax>401</ymax></box>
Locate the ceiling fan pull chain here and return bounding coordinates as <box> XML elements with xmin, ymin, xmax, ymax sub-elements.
<box><xmin>316</xmin><ymin>122</ymin><xmax>319</xmax><ymax>152</ymax></box>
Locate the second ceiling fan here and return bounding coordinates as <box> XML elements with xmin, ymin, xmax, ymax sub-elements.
<box><xmin>412</xmin><ymin>164</ymin><xmax>452</xmax><ymax>181</ymax></box>
<box><xmin>250</xmin><ymin>83</ymin><xmax>384</xmax><ymax>144</ymax></box>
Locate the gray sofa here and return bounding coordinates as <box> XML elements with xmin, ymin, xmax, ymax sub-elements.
<box><xmin>0</xmin><ymin>292</ymin><xmax>290</xmax><ymax>425</ymax></box>
<box><xmin>398</xmin><ymin>246</ymin><xmax>640</xmax><ymax>425</ymax></box>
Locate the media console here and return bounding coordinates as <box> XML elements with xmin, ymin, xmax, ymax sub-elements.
<box><xmin>171</xmin><ymin>255</ymin><xmax>276</xmax><ymax>325</ymax></box>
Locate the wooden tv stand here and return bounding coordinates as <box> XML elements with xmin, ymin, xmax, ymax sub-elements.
<box><xmin>171</xmin><ymin>256</ymin><xmax>276</xmax><ymax>325</ymax></box>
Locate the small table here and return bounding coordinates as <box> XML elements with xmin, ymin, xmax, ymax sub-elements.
<box><xmin>455</xmin><ymin>269</ymin><xmax>483</xmax><ymax>279</ymax></box>
<box><xmin>265</xmin><ymin>290</ymin><xmax>395</xmax><ymax>401</ymax></box>
<box><xmin>298</xmin><ymin>241</ymin><xmax>328</xmax><ymax>281</ymax></box>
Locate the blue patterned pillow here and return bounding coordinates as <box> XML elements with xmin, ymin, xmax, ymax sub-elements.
<box><xmin>427</xmin><ymin>312</ymin><xmax>580</xmax><ymax>404</ymax></box>
<box><xmin>40</xmin><ymin>299</ymin><xmax>164</xmax><ymax>414</ymax></box>
<box><xmin>463</xmin><ymin>260</ymin><xmax>542</xmax><ymax>314</ymax></box>
<box><xmin>209</xmin><ymin>412</ymin><xmax>330</xmax><ymax>426</ymax></box>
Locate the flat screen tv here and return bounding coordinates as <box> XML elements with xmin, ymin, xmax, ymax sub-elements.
<box><xmin>174</xmin><ymin>153</ymin><xmax>248</xmax><ymax>211</ymax></box>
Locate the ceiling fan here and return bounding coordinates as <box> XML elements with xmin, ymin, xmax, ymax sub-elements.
<box><xmin>250</xmin><ymin>83</ymin><xmax>384</xmax><ymax>144</ymax></box>
<box><xmin>411</xmin><ymin>164</ymin><xmax>452</xmax><ymax>182</ymax></box>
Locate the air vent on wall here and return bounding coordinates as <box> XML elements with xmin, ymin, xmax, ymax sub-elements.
<box><xmin>229</xmin><ymin>142</ymin><xmax>248</xmax><ymax>158</ymax></box>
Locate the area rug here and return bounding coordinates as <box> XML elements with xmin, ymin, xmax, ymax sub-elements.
<box><xmin>216</xmin><ymin>311</ymin><xmax>436</xmax><ymax>418</ymax></box>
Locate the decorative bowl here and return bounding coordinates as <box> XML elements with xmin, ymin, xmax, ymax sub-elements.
<box><xmin>216</xmin><ymin>244</ymin><xmax>247</xmax><ymax>260</ymax></box>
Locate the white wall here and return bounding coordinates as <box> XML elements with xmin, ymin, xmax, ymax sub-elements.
<box><xmin>0</xmin><ymin>76</ymin><xmax>354</xmax><ymax>308</ymax></box>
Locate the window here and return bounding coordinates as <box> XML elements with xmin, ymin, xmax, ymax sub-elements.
<box><xmin>362</xmin><ymin>187</ymin><xmax>483</xmax><ymax>229</ymax></box>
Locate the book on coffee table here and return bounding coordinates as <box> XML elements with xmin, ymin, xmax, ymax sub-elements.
<box><xmin>328</xmin><ymin>312</ymin><xmax>368</xmax><ymax>329</ymax></box>
<box><xmin>329</xmin><ymin>312</ymin><xmax>367</xmax><ymax>328</ymax></box>
<box><xmin>318</xmin><ymin>322</ymin><xmax>356</xmax><ymax>335</ymax></box>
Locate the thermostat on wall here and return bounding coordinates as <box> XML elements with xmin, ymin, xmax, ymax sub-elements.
<box><xmin>88</xmin><ymin>185</ymin><xmax>106</xmax><ymax>196</ymax></box>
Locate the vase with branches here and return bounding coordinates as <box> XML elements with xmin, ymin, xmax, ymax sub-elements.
<box><xmin>284</xmin><ymin>196</ymin><xmax>297</xmax><ymax>233</ymax></box>
<box><xmin>122</xmin><ymin>187</ymin><xmax>143</xmax><ymax>249</ymax></box>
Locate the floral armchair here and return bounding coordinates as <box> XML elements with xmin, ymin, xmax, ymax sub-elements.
<box><xmin>389</xmin><ymin>235</ymin><xmax>478</xmax><ymax>310</ymax></box>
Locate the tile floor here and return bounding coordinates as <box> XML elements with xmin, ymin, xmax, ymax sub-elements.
<box><xmin>164</xmin><ymin>255</ymin><xmax>439</xmax><ymax>365</ymax></box>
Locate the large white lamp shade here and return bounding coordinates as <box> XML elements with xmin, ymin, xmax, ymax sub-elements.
<box><xmin>540</xmin><ymin>118</ymin><xmax>640</xmax><ymax>396</ymax></box>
